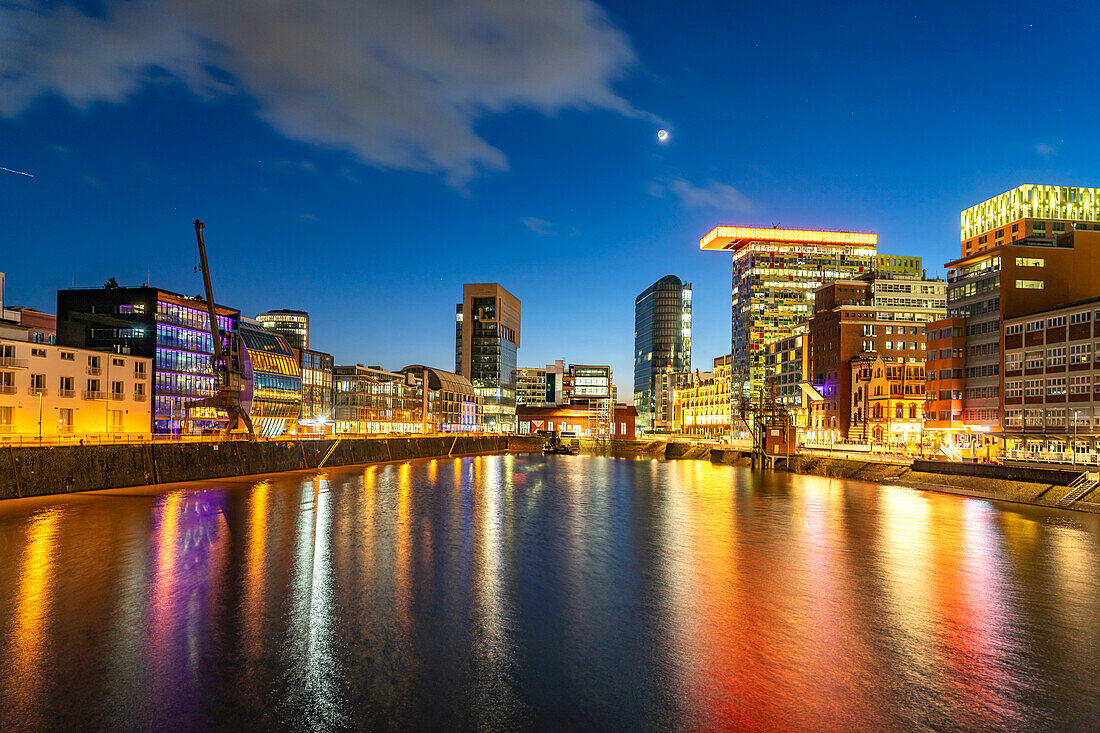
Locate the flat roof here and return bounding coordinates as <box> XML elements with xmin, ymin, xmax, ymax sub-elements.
<box><xmin>700</xmin><ymin>226</ymin><xmax>877</xmax><ymax>251</ymax></box>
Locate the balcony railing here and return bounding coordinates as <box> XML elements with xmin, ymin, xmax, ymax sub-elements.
<box><xmin>83</xmin><ymin>390</ymin><xmax>107</xmax><ymax>400</ymax></box>
<box><xmin>28</xmin><ymin>386</ymin><xmax>47</xmax><ymax>396</ymax></box>
<box><xmin>87</xmin><ymin>366</ymin><xmax>102</xmax><ymax>375</ymax></box>
<box><xmin>58</xmin><ymin>389</ymin><xmax>75</xmax><ymax>398</ymax></box>
<box><xmin>134</xmin><ymin>393</ymin><xmax>147</xmax><ymax>401</ymax></box>
<box><xmin>110</xmin><ymin>392</ymin><xmax>125</xmax><ymax>401</ymax></box>
<box><xmin>134</xmin><ymin>370</ymin><xmax>148</xmax><ymax>380</ymax></box>
<box><xmin>58</xmin><ymin>425</ymin><xmax>74</xmax><ymax>434</ymax></box>
<box><xmin>0</xmin><ymin>357</ymin><xmax>27</xmax><ymax>368</ymax></box>
<box><xmin>0</xmin><ymin>425</ymin><xmax>12</xmax><ymax>434</ymax></box>
<box><xmin>0</xmin><ymin>385</ymin><xmax>15</xmax><ymax>395</ymax></box>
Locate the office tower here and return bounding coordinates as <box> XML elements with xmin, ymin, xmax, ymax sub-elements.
<box><xmin>633</xmin><ymin>275</ymin><xmax>691</xmax><ymax>432</ymax></box>
<box><xmin>700</xmin><ymin>226</ymin><xmax>877</xmax><ymax>397</ymax></box>
<box><xmin>455</xmin><ymin>283</ymin><xmax>521</xmax><ymax>432</ymax></box>
<box><xmin>256</xmin><ymin>309</ymin><xmax>309</xmax><ymax>350</ymax></box>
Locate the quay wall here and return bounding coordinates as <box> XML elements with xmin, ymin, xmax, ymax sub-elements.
<box><xmin>1</xmin><ymin>435</ymin><xmax>506</xmax><ymax>500</ymax></box>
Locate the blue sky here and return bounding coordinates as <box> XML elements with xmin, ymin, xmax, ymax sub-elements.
<box><xmin>1</xmin><ymin>0</ymin><xmax>1097</xmax><ymax>396</ymax></box>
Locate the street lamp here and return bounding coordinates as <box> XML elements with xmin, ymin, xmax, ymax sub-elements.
<box><xmin>1073</xmin><ymin>409</ymin><xmax>1080</xmax><ymax>467</ymax></box>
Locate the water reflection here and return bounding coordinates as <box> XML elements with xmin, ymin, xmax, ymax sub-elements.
<box><xmin>1</xmin><ymin>457</ymin><xmax>1100</xmax><ymax>730</ymax></box>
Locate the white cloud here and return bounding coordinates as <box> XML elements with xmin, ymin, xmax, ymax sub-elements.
<box><xmin>0</xmin><ymin>0</ymin><xmax>644</xmax><ymax>186</ymax></box>
<box><xmin>1035</xmin><ymin>143</ymin><xmax>1055</xmax><ymax>156</ymax></box>
<box><xmin>648</xmin><ymin>177</ymin><xmax>753</xmax><ymax>213</ymax></box>
<box><xmin>521</xmin><ymin>216</ymin><xmax>556</xmax><ymax>236</ymax></box>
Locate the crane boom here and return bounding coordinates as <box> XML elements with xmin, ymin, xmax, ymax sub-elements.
<box><xmin>194</xmin><ymin>220</ymin><xmax>225</xmax><ymax>363</ymax></box>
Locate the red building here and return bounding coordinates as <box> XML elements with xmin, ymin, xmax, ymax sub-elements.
<box><xmin>517</xmin><ymin>404</ymin><xmax>637</xmax><ymax>440</ymax></box>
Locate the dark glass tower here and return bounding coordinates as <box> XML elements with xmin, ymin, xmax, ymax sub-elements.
<box><xmin>455</xmin><ymin>283</ymin><xmax>521</xmax><ymax>432</ymax></box>
<box><xmin>633</xmin><ymin>275</ymin><xmax>692</xmax><ymax>431</ymax></box>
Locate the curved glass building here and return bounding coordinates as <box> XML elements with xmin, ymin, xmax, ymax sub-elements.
<box><xmin>240</xmin><ymin>321</ymin><xmax>302</xmax><ymax>438</ymax></box>
<box><xmin>634</xmin><ymin>275</ymin><xmax>692</xmax><ymax>432</ymax></box>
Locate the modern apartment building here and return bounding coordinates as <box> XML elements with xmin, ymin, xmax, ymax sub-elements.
<box><xmin>807</xmin><ymin>270</ymin><xmax>945</xmax><ymax>442</ymax></box>
<box><xmin>700</xmin><ymin>226</ymin><xmax>877</xmax><ymax>397</ymax></box>
<box><xmin>764</xmin><ymin>331</ymin><xmax>811</xmax><ymax>431</ymax></box>
<box><xmin>674</xmin><ymin>354</ymin><xmax>731</xmax><ymax>437</ymax></box>
<box><xmin>0</xmin><ymin>337</ymin><xmax>150</xmax><ymax>441</ymax></box>
<box><xmin>939</xmin><ymin>223</ymin><xmax>1100</xmax><ymax>457</ymax></box>
<box><xmin>455</xmin><ymin>283</ymin><xmax>521</xmax><ymax>432</ymax></box>
<box><xmin>634</xmin><ymin>275</ymin><xmax>692</xmax><ymax>431</ymax></box>
<box><xmin>961</xmin><ymin>185</ymin><xmax>1100</xmax><ymax>258</ymax></box>
<box><xmin>256</xmin><ymin>309</ymin><xmax>309</xmax><ymax>350</ymax></box>
<box><xmin>1000</xmin><ymin>298</ymin><xmax>1100</xmax><ymax>464</ymax></box>
<box><xmin>57</xmin><ymin>286</ymin><xmax>239</xmax><ymax>435</ymax></box>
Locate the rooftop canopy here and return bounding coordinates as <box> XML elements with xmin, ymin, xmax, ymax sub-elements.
<box><xmin>700</xmin><ymin>226</ymin><xmax>877</xmax><ymax>251</ymax></box>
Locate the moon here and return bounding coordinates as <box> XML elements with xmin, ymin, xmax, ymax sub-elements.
<box><xmin>657</xmin><ymin>129</ymin><xmax>669</xmax><ymax>142</ymax></box>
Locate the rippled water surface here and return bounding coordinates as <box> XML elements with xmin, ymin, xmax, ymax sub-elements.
<box><xmin>2</xmin><ymin>455</ymin><xmax>1100</xmax><ymax>730</ymax></box>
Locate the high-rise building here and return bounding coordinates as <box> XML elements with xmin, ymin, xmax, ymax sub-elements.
<box><xmin>931</xmin><ymin>221</ymin><xmax>1100</xmax><ymax>458</ymax></box>
<box><xmin>633</xmin><ymin>275</ymin><xmax>692</xmax><ymax>432</ymax></box>
<box><xmin>807</xmin><ymin>270</ymin><xmax>946</xmax><ymax>443</ymax></box>
<box><xmin>256</xmin><ymin>309</ymin><xmax>309</xmax><ymax>350</ymax></box>
<box><xmin>700</xmin><ymin>226</ymin><xmax>877</xmax><ymax>397</ymax></box>
<box><xmin>455</xmin><ymin>283</ymin><xmax>521</xmax><ymax>432</ymax></box>
<box><xmin>57</xmin><ymin>286</ymin><xmax>239</xmax><ymax>435</ymax></box>
<box><xmin>960</xmin><ymin>184</ymin><xmax>1100</xmax><ymax>258</ymax></box>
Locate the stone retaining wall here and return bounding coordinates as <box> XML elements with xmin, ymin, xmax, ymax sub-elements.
<box><xmin>1</xmin><ymin>435</ymin><xmax>506</xmax><ymax>500</ymax></box>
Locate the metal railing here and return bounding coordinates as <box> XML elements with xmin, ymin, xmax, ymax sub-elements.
<box><xmin>134</xmin><ymin>370</ymin><xmax>148</xmax><ymax>380</ymax></box>
<box><xmin>57</xmin><ymin>389</ymin><xmax>75</xmax><ymax>398</ymax></box>
<box><xmin>0</xmin><ymin>357</ymin><xmax>27</xmax><ymax>368</ymax></box>
<box><xmin>87</xmin><ymin>366</ymin><xmax>102</xmax><ymax>376</ymax></box>
<box><xmin>134</xmin><ymin>393</ymin><xmax>147</xmax><ymax>401</ymax></box>
<box><xmin>1001</xmin><ymin>449</ymin><xmax>1100</xmax><ymax>466</ymax></box>
<box><xmin>0</xmin><ymin>385</ymin><xmax>16</xmax><ymax>395</ymax></box>
<box><xmin>28</xmin><ymin>386</ymin><xmax>47</xmax><ymax>396</ymax></box>
<box><xmin>82</xmin><ymin>390</ymin><xmax>107</xmax><ymax>400</ymax></box>
<box><xmin>110</xmin><ymin>392</ymin><xmax>125</xmax><ymax>401</ymax></box>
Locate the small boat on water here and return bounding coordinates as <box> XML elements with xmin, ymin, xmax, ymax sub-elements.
<box><xmin>542</xmin><ymin>432</ymin><xmax>577</xmax><ymax>455</ymax></box>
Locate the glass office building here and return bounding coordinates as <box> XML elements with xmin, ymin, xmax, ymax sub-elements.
<box><xmin>455</xmin><ymin>283</ymin><xmax>521</xmax><ymax>432</ymax></box>
<box><xmin>700</xmin><ymin>226</ymin><xmax>877</xmax><ymax>397</ymax></box>
<box><xmin>298</xmin><ymin>348</ymin><xmax>334</xmax><ymax>433</ymax></box>
<box><xmin>239</xmin><ymin>320</ymin><xmax>302</xmax><ymax>438</ymax></box>
<box><xmin>57</xmin><ymin>286</ymin><xmax>239</xmax><ymax>435</ymax></box>
<box><xmin>256</xmin><ymin>309</ymin><xmax>309</xmax><ymax>350</ymax></box>
<box><xmin>633</xmin><ymin>275</ymin><xmax>692</xmax><ymax>432</ymax></box>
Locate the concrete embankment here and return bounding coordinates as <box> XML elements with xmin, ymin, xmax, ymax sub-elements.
<box><xmin>1</xmin><ymin>435</ymin><xmax>506</xmax><ymax>500</ymax></box>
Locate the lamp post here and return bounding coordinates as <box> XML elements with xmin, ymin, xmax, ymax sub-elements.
<box><xmin>1073</xmin><ymin>409</ymin><xmax>1079</xmax><ymax>467</ymax></box>
<box><xmin>38</xmin><ymin>389</ymin><xmax>43</xmax><ymax>442</ymax></box>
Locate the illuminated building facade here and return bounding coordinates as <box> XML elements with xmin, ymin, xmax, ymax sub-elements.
<box><xmin>675</xmin><ymin>354</ymin><xmax>731</xmax><ymax>437</ymax></box>
<box><xmin>297</xmin><ymin>348</ymin><xmax>334</xmax><ymax>434</ymax></box>
<box><xmin>807</xmin><ymin>271</ymin><xmax>944</xmax><ymax>442</ymax></box>
<box><xmin>400</xmin><ymin>365</ymin><xmax>482</xmax><ymax>432</ymax></box>
<box><xmin>0</xmin><ymin>337</ymin><xmax>151</xmax><ymax>441</ymax></box>
<box><xmin>961</xmin><ymin>185</ymin><xmax>1100</xmax><ymax>258</ymax></box>
<box><xmin>1000</xmin><ymin>298</ymin><xmax>1100</xmax><ymax>464</ymax></box>
<box><xmin>634</xmin><ymin>275</ymin><xmax>692</xmax><ymax>432</ymax></box>
<box><xmin>455</xmin><ymin>283</ymin><xmax>520</xmax><ymax>432</ymax></box>
<box><xmin>334</xmin><ymin>365</ymin><xmax>422</xmax><ymax>434</ymax></box>
<box><xmin>57</xmin><ymin>286</ymin><xmax>239</xmax><ymax>435</ymax></box>
<box><xmin>256</xmin><ymin>309</ymin><xmax>309</xmax><ymax>350</ymax></box>
<box><xmin>849</xmin><ymin>354</ymin><xmax>926</xmax><ymax>446</ymax></box>
<box><xmin>239</xmin><ymin>320</ymin><xmax>302</xmax><ymax>438</ymax></box>
<box><xmin>516</xmin><ymin>404</ymin><xmax>637</xmax><ymax>439</ymax></box>
<box><xmin>941</xmin><ymin>224</ymin><xmax>1100</xmax><ymax>457</ymax></box>
<box><xmin>764</xmin><ymin>332</ymin><xmax>810</xmax><ymax>430</ymax></box>
<box><xmin>514</xmin><ymin>366</ymin><xmax>548</xmax><ymax>406</ymax></box>
<box><xmin>700</xmin><ymin>226</ymin><xmax>877</xmax><ymax>397</ymax></box>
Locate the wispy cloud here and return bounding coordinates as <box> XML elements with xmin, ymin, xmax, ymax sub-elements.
<box><xmin>0</xmin><ymin>0</ymin><xmax>646</xmax><ymax>188</ymax></box>
<box><xmin>521</xmin><ymin>216</ymin><xmax>556</xmax><ymax>236</ymax></box>
<box><xmin>1035</xmin><ymin>143</ymin><xmax>1055</xmax><ymax>156</ymax></box>
<box><xmin>648</xmin><ymin>177</ymin><xmax>753</xmax><ymax>213</ymax></box>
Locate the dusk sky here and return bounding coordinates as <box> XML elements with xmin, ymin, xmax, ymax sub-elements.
<box><xmin>2</xmin><ymin>0</ymin><xmax>1097</xmax><ymax>395</ymax></box>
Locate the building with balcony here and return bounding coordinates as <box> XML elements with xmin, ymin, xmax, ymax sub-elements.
<box><xmin>399</xmin><ymin>365</ymin><xmax>482</xmax><ymax>432</ymax></box>
<box><xmin>0</xmin><ymin>337</ymin><xmax>150</xmax><ymax>441</ymax></box>
<box><xmin>701</xmin><ymin>227</ymin><xmax>877</xmax><ymax>400</ymax></box>
<box><xmin>675</xmin><ymin>354</ymin><xmax>732</xmax><ymax>437</ymax></box>
<box><xmin>922</xmin><ymin>318</ymin><xmax>967</xmax><ymax>454</ymax></box>
<box><xmin>256</xmin><ymin>309</ymin><xmax>309</xmax><ymax>350</ymax></box>
<box><xmin>455</xmin><ymin>283</ymin><xmax>520</xmax><ymax>432</ymax></box>
<box><xmin>57</xmin><ymin>286</ymin><xmax>239</xmax><ymax>435</ymax></box>
<box><xmin>1000</xmin><ymin>297</ymin><xmax>1100</xmax><ymax>464</ymax></box>
<box><xmin>334</xmin><ymin>364</ymin><xmax>481</xmax><ymax>434</ymax></box>
<box><xmin>634</xmin><ymin>275</ymin><xmax>692</xmax><ymax>432</ymax></box>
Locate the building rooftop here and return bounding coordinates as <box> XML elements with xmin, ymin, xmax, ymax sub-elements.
<box><xmin>700</xmin><ymin>226</ymin><xmax>877</xmax><ymax>251</ymax></box>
